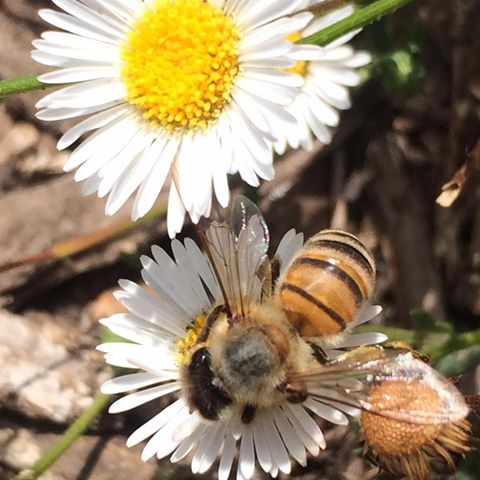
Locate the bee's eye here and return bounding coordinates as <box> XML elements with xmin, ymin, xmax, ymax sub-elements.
<box><xmin>186</xmin><ymin>346</ymin><xmax>232</xmax><ymax>420</ymax></box>
<box><xmin>188</xmin><ymin>347</ymin><xmax>210</xmax><ymax>372</ymax></box>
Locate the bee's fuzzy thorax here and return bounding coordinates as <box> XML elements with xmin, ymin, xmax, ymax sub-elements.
<box><xmin>207</xmin><ymin>302</ymin><xmax>313</xmax><ymax>408</ymax></box>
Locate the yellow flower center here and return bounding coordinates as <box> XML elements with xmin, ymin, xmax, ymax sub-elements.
<box><xmin>283</xmin><ymin>32</ymin><xmax>307</xmax><ymax>76</ymax></box>
<box><xmin>120</xmin><ymin>0</ymin><xmax>240</xmax><ymax>132</ymax></box>
<box><xmin>176</xmin><ymin>314</ymin><xmax>207</xmax><ymax>364</ymax></box>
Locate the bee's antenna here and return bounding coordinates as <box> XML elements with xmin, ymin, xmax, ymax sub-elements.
<box><xmin>197</xmin><ymin>304</ymin><xmax>229</xmax><ymax>343</ymax></box>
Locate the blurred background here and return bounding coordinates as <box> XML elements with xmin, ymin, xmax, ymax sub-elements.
<box><xmin>1</xmin><ymin>0</ymin><xmax>480</xmax><ymax>479</ymax></box>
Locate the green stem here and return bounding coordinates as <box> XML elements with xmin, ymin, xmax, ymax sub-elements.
<box><xmin>300</xmin><ymin>0</ymin><xmax>417</xmax><ymax>46</ymax></box>
<box><xmin>0</xmin><ymin>75</ymin><xmax>51</xmax><ymax>99</ymax></box>
<box><xmin>13</xmin><ymin>392</ymin><xmax>110</xmax><ymax>480</ymax></box>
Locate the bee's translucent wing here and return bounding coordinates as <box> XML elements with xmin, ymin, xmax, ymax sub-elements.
<box><xmin>287</xmin><ymin>346</ymin><xmax>469</xmax><ymax>425</ymax></box>
<box><xmin>200</xmin><ymin>196</ymin><xmax>270</xmax><ymax>318</ymax></box>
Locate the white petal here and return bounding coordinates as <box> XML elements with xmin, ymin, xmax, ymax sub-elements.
<box><xmin>141</xmin><ymin>404</ymin><xmax>190</xmax><ymax>461</ymax></box>
<box><xmin>335</xmin><ymin>332</ymin><xmax>388</xmax><ymax>348</ymax></box>
<box><xmin>127</xmin><ymin>399</ymin><xmax>186</xmax><ymax>448</ymax></box>
<box><xmin>46</xmin><ymin>80</ymin><xmax>126</xmax><ymax>109</ymax></box>
<box><xmin>275</xmin><ymin>229</ymin><xmax>303</xmax><ymax>273</ymax></box>
<box><xmin>38</xmin><ymin>65</ymin><xmax>117</xmax><ymax>84</ymax></box>
<box><xmin>58</xmin><ymin>103</ymin><xmax>129</xmax><ymax>149</ymax></box>
<box><xmin>171</xmin><ymin>420</ymin><xmax>207</xmax><ymax>462</ymax></box>
<box><xmin>166</xmin><ymin>182</ymin><xmax>186</xmax><ymax>239</ymax></box>
<box><xmin>352</xmin><ymin>305</ymin><xmax>383</xmax><ymax>326</ymax></box>
<box><xmin>63</xmin><ymin>112</ymin><xmax>135</xmax><ymax>169</ymax></box>
<box><xmin>252</xmin><ymin>416</ymin><xmax>272</xmax><ymax>473</ymax></box>
<box><xmin>238</xmin><ymin>427</ymin><xmax>255</xmax><ymax>479</ymax></box>
<box><xmin>38</xmin><ymin>8</ymin><xmax>122</xmax><ymax>43</ymax></box>
<box><xmin>284</xmin><ymin>404</ymin><xmax>325</xmax><ymax>451</ymax></box>
<box><xmin>50</xmin><ymin>0</ymin><xmax>126</xmax><ymax>37</ymax></box>
<box><xmin>271</xmin><ymin>407</ymin><xmax>307</xmax><ymax>466</ymax></box>
<box><xmin>131</xmin><ymin>137</ymin><xmax>178</xmax><ymax>221</ymax></box>
<box><xmin>100</xmin><ymin>372</ymin><xmax>163</xmax><ymax>394</ymax></box>
<box><xmin>193</xmin><ymin>423</ymin><xmax>226</xmax><ymax>474</ymax></box>
<box><xmin>304</xmin><ymin>399</ymin><xmax>349</xmax><ymax>425</ymax></box>
<box><xmin>260</xmin><ymin>411</ymin><xmax>291</xmax><ymax>474</ymax></box>
<box><xmin>108</xmin><ymin>382</ymin><xmax>180</xmax><ymax>413</ymax></box>
<box><xmin>218</xmin><ymin>431</ymin><xmax>237</xmax><ymax>480</ymax></box>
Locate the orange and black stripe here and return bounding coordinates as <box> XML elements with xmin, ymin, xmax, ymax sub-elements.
<box><xmin>276</xmin><ymin>230</ymin><xmax>375</xmax><ymax>338</ymax></box>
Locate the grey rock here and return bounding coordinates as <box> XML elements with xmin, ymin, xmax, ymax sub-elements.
<box><xmin>0</xmin><ymin>309</ymin><xmax>109</xmax><ymax>423</ymax></box>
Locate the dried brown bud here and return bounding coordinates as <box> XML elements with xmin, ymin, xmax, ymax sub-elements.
<box><xmin>361</xmin><ymin>379</ymin><xmax>471</xmax><ymax>480</ymax></box>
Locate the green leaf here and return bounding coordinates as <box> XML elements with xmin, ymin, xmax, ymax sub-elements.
<box><xmin>434</xmin><ymin>345</ymin><xmax>480</xmax><ymax>377</ymax></box>
<box><xmin>372</xmin><ymin>43</ymin><xmax>426</xmax><ymax>98</ymax></box>
<box><xmin>457</xmin><ymin>451</ymin><xmax>480</xmax><ymax>480</ymax></box>
<box><xmin>410</xmin><ymin>309</ymin><xmax>454</xmax><ymax>333</ymax></box>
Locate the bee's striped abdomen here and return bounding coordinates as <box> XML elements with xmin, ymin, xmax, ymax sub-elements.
<box><xmin>276</xmin><ymin>230</ymin><xmax>375</xmax><ymax>338</ymax></box>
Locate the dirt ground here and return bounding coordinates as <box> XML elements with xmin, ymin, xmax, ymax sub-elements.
<box><xmin>1</xmin><ymin>1</ymin><xmax>480</xmax><ymax>479</ymax></box>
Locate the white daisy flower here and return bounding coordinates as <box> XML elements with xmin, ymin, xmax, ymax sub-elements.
<box><xmin>98</xmin><ymin>197</ymin><xmax>386</xmax><ymax>479</ymax></box>
<box><xmin>32</xmin><ymin>0</ymin><xmax>314</xmax><ymax>237</ymax></box>
<box><xmin>275</xmin><ymin>2</ymin><xmax>372</xmax><ymax>154</ymax></box>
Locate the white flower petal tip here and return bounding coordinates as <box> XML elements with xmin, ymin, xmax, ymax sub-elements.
<box><xmin>31</xmin><ymin>0</ymin><xmax>309</xmax><ymax>235</ymax></box>
<box><xmin>372</xmin><ymin>333</ymin><xmax>388</xmax><ymax>344</ymax></box>
<box><xmin>354</xmin><ymin>305</ymin><xmax>383</xmax><ymax>326</ymax></box>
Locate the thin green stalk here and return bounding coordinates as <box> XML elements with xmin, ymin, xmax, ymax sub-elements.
<box><xmin>300</xmin><ymin>0</ymin><xmax>416</xmax><ymax>46</ymax></box>
<box><xmin>0</xmin><ymin>75</ymin><xmax>50</xmax><ymax>99</ymax></box>
<box><xmin>13</xmin><ymin>392</ymin><xmax>110</xmax><ymax>480</ymax></box>
<box><xmin>0</xmin><ymin>0</ymin><xmax>417</xmax><ymax>99</ymax></box>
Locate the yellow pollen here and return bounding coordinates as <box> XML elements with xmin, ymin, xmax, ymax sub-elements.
<box><xmin>176</xmin><ymin>314</ymin><xmax>207</xmax><ymax>364</ymax></box>
<box><xmin>283</xmin><ymin>32</ymin><xmax>307</xmax><ymax>76</ymax></box>
<box><xmin>120</xmin><ymin>0</ymin><xmax>240</xmax><ymax>132</ymax></box>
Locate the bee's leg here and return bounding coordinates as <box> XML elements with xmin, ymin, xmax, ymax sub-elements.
<box><xmin>277</xmin><ymin>381</ymin><xmax>308</xmax><ymax>404</ymax></box>
<box><xmin>285</xmin><ymin>382</ymin><xmax>308</xmax><ymax>404</ymax></box>
<box><xmin>197</xmin><ymin>304</ymin><xmax>229</xmax><ymax>343</ymax></box>
<box><xmin>241</xmin><ymin>404</ymin><xmax>256</xmax><ymax>424</ymax></box>
<box><xmin>258</xmin><ymin>256</ymin><xmax>281</xmax><ymax>301</ymax></box>
<box><xmin>308</xmin><ymin>341</ymin><xmax>329</xmax><ymax>364</ymax></box>
<box><xmin>270</xmin><ymin>256</ymin><xmax>281</xmax><ymax>290</ymax></box>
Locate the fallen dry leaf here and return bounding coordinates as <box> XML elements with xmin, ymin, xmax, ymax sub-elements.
<box><xmin>436</xmin><ymin>139</ymin><xmax>480</xmax><ymax>207</ymax></box>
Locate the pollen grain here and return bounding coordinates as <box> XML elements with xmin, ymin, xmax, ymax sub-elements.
<box><xmin>176</xmin><ymin>314</ymin><xmax>207</xmax><ymax>364</ymax></box>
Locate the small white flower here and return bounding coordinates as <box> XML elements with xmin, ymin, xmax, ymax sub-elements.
<box><xmin>275</xmin><ymin>2</ymin><xmax>372</xmax><ymax>154</ymax></box>
<box><xmin>32</xmin><ymin>0</ymin><xmax>313</xmax><ymax>236</ymax></box>
<box><xmin>98</xmin><ymin>209</ymin><xmax>385</xmax><ymax>479</ymax></box>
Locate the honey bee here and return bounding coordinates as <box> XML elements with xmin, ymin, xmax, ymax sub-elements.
<box><xmin>179</xmin><ymin>196</ymin><xmax>470</xmax><ymax>478</ymax></box>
